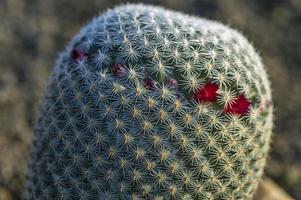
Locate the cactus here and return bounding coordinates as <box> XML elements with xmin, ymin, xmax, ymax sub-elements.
<box><xmin>24</xmin><ymin>4</ymin><xmax>273</xmax><ymax>200</ymax></box>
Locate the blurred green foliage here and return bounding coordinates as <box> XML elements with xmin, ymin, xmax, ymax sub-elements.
<box><xmin>0</xmin><ymin>0</ymin><xmax>300</xmax><ymax>199</ymax></box>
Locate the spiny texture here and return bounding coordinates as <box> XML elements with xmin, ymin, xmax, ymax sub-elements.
<box><xmin>24</xmin><ymin>4</ymin><xmax>273</xmax><ymax>200</ymax></box>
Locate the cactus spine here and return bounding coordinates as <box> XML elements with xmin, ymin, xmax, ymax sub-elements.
<box><xmin>24</xmin><ymin>4</ymin><xmax>273</xmax><ymax>200</ymax></box>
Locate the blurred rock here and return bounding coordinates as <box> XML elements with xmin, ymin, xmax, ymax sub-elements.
<box><xmin>255</xmin><ymin>178</ymin><xmax>294</xmax><ymax>200</ymax></box>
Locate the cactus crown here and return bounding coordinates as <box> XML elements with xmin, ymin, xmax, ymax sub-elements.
<box><xmin>24</xmin><ymin>4</ymin><xmax>273</xmax><ymax>200</ymax></box>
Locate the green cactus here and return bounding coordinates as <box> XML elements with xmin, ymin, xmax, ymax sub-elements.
<box><xmin>24</xmin><ymin>4</ymin><xmax>273</xmax><ymax>200</ymax></box>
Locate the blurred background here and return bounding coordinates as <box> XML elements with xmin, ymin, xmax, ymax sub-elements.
<box><xmin>0</xmin><ymin>0</ymin><xmax>300</xmax><ymax>199</ymax></box>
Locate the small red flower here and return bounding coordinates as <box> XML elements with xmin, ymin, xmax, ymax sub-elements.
<box><xmin>143</xmin><ymin>77</ymin><xmax>155</xmax><ymax>90</ymax></box>
<box><xmin>71</xmin><ymin>48</ymin><xmax>87</xmax><ymax>61</ymax></box>
<box><xmin>193</xmin><ymin>83</ymin><xmax>219</xmax><ymax>103</ymax></box>
<box><xmin>112</xmin><ymin>63</ymin><xmax>126</xmax><ymax>76</ymax></box>
<box><xmin>166</xmin><ymin>79</ymin><xmax>178</xmax><ymax>88</ymax></box>
<box><xmin>224</xmin><ymin>95</ymin><xmax>251</xmax><ymax>115</ymax></box>
<box><xmin>259</xmin><ymin>99</ymin><xmax>272</xmax><ymax>112</ymax></box>
<box><xmin>259</xmin><ymin>105</ymin><xmax>264</xmax><ymax>113</ymax></box>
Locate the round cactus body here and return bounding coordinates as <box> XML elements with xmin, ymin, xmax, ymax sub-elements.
<box><xmin>24</xmin><ymin>4</ymin><xmax>273</xmax><ymax>200</ymax></box>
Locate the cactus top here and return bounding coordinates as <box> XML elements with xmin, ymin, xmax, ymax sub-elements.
<box><xmin>24</xmin><ymin>4</ymin><xmax>273</xmax><ymax>200</ymax></box>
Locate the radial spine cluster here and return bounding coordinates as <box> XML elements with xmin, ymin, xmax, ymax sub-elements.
<box><xmin>24</xmin><ymin>4</ymin><xmax>273</xmax><ymax>200</ymax></box>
